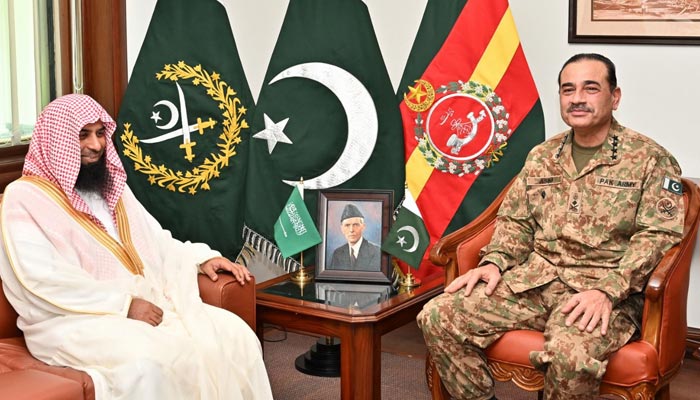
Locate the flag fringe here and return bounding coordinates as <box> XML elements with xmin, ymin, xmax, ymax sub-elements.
<box><xmin>238</xmin><ymin>225</ymin><xmax>302</xmax><ymax>272</ymax></box>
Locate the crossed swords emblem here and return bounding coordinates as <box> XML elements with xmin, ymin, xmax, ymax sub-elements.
<box><xmin>142</xmin><ymin>82</ymin><xmax>216</xmax><ymax>162</ymax></box>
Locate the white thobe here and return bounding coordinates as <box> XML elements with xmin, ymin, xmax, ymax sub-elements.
<box><xmin>0</xmin><ymin>177</ymin><xmax>273</xmax><ymax>400</ymax></box>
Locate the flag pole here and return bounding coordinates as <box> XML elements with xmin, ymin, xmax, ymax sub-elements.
<box><xmin>290</xmin><ymin>177</ymin><xmax>313</xmax><ymax>285</ymax></box>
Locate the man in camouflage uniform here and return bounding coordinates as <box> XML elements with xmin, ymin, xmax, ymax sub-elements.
<box><xmin>417</xmin><ymin>53</ymin><xmax>685</xmax><ymax>400</ymax></box>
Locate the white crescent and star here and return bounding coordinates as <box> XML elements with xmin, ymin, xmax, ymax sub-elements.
<box><xmin>396</xmin><ymin>226</ymin><xmax>420</xmax><ymax>253</ymax></box>
<box><xmin>252</xmin><ymin>62</ymin><xmax>378</xmax><ymax>190</ymax></box>
<box><xmin>152</xmin><ymin>100</ymin><xmax>179</xmax><ymax>130</ymax></box>
<box><xmin>253</xmin><ymin>114</ymin><xmax>292</xmax><ymax>153</ymax></box>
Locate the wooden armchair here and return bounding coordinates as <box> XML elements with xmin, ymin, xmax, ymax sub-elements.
<box><xmin>426</xmin><ymin>177</ymin><xmax>700</xmax><ymax>400</ymax></box>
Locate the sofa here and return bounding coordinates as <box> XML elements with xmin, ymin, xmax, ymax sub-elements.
<box><xmin>0</xmin><ymin>272</ymin><xmax>256</xmax><ymax>400</ymax></box>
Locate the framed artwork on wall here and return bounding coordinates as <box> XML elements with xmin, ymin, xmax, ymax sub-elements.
<box><xmin>569</xmin><ymin>0</ymin><xmax>700</xmax><ymax>45</ymax></box>
<box><xmin>315</xmin><ymin>189</ymin><xmax>393</xmax><ymax>283</ymax></box>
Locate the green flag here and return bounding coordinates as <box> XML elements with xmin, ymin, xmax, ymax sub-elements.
<box><xmin>382</xmin><ymin>188</ymin><xmax>430</xmax><ymax>270</ymax></box>
<box><xmin>116</xmin><ymin>0</ymin><xmax>253</xmax><ymax>258</ymax></box>
<box><xmin>274</xmin><ymin>186</ymin><xmax>322</xmax><ymax>258</ymax></box>
<box><xmin>243</xmin><ymin>0</ymin><xmax>404</xmax><ymax>264</ymax></box>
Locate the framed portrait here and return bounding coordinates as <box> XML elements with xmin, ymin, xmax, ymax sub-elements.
<box><xmin>315</xmin><ymin>282</ymin><xmax>393</xmax><ymax>309</ymax></box>
<box><xmin>569</xmin><ymin>0</ymin><xmax>700</xmax><ymax>45</ymax></box>
<box><xmin>315</xmin><ymin>189</ymin><xmax>393</xmax><ymax>283</ymax></box>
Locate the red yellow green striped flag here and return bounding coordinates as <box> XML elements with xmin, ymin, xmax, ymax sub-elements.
<box><xmin>400</xmin><ymin>0</ymin><xmax>544</xmax><ymax>279</ymax></box>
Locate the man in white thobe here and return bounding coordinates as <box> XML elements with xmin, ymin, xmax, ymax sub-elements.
<box><xmin>0</xmin><ymin>94</ymin><xmax>273</xmax><ymax>399</ymax></box>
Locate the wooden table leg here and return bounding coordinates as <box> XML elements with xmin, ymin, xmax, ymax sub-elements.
<box><xmin>340</xmin><ymin>323</ymin><xmax>381</xmax><ymax>400</ymax></box>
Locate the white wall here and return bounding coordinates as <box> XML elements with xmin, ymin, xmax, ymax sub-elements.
<box><xmin>125</xmin><ymin>0</ymin><xmax>700</xmax><ymax>327</ymax></box>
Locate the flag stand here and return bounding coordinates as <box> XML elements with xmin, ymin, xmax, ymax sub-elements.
<box><xmin>290</xmin><ymin>252</ymin><xmax>313</xmax><ymax>284</ymax></box>
<box><xmin>398</xmin><ymin>270</ymin><xmax>421</xmax><ymax>289</ymax></box>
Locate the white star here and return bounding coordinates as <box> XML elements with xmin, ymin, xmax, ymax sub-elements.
<box><xmin>150</xmin><ymin>111</ymin><xmax>162</xmax><ymax>124</ymax></box>
<box><xmin>396</xmin><ymin>235</ymin><xmax>407</xmax><ymax>247</ymax></box>
<box><xmin>252</xmin><ymin>113</ymin><xmax>293</xmax><ymax>154</ymax></box>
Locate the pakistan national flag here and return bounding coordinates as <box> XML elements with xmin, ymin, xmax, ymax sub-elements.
<box><xmin>244</xmin><ymin>0</ymin><xmax>404</xmax><ymax>264</ymax></box>
<box><xmin>116</xmin><ymin>0</ymin><xmax>253</xmax><ymax>258</ymax></box>
<box><xmin>381</xmin><ymin>187</ymin><xmax>430</xmax><ymax>269</ymax></box>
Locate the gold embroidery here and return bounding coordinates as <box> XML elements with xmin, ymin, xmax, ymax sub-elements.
<box><xmin>21</xmin><ymin>176</ymin><xmax>144</xmax><ymax>275</ymax></box>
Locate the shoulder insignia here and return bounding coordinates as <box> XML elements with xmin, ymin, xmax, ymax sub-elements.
<box><xmin>662</xmin><ymin>176</ymin><xmax>683</xmax><ymax>195</ymax></box>
<box><xmin>656</xmin><ymin>197</ymin><xmax>679</xmax><ymax>220</ymax></box>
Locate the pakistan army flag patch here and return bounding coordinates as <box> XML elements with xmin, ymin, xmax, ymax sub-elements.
<box><xmin>662</xmin><ymin>176</ymin><xmax>683</xmax><ymax>196</ymax></box>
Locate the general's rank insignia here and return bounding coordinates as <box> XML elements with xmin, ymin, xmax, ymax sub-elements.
<box><xmin>662</xmin><ymin>176</ymin><xmax>683</xmax><ymax>196</ymax></box>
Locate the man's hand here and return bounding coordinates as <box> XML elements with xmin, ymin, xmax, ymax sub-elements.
<box><xmin>200</xmin><ymin>256</ymin><xmax>252</xmax><ymax>285</ymax></box>
<box><xmin>127</xmin><ymin>298</ymin><xmax>163</xmax><ymax>326</ymax></box>
<box><xmin>561</xmin><ymin>289</ymin><xmax>612</xmax><ymax>335</ymax></box>
<box><xmin>445</xmin><ymin>263</ymin><xmax>501</xmax><ymax>296</ymax></box>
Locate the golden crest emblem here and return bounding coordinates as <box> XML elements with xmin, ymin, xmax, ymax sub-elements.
<box><xmin>120</xmin><ymin>61</ymin><xmax>247</xmax><ymax>195</ymax></box>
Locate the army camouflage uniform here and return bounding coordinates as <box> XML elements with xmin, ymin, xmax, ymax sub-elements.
<box><xmin>418</xmin><ymin>120</ymin><xmax>684</xmax><ymax>400</ymax></box>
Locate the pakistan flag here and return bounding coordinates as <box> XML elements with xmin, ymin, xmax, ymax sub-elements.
<box><xmin>244</xmin><ymin>0</ymin><xmax>404</xmax><ymax>264</ymax></box>
<box><xmin>116</xmin><ymin>0</ymin><xmax>253</xmax><ymax>258</ymax></box>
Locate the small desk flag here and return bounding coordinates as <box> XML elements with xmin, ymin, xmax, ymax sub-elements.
<box><xmin>274</xmin><ymin>186</ymin><xmax>322</xmax><ymax>258</ymax></box>
<box><xmin>381</xmin><ymin>187</ymin><xmax>430</xmax><ymax>269</ymax></box>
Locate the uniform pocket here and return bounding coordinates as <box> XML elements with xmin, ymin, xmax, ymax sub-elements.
<box><xmin>577</xmin><ymin>176</ymin><xmax>641</xmax><ymax>248</ymax></box>
<box><xmin>526</xmin><ymin>176</ymin><xmax>563</xmax><ymax>241</ymax></box>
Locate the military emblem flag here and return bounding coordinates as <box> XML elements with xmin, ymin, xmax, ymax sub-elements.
<box><xmin>399</xmin><ymin>0</ymin><xmax>545</xmax><ymax>278</ymax></box>
<box><xmin>116</xmin><ymin>0</ymin><xmax>254</xmax><ymax>258</ymax></box>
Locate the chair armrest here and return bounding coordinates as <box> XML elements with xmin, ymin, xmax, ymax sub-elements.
<box><xmin>0</xmin><ymin>369</ymin><xmax>84</xmax><ymax>400</ymax></box>
<box><xmin>198</xmin><ymin>273</ymin><xmax>256</xmax><ymax>331</ymax></box>
<box><xmin>641</xmin><ymin>178</ymin><xmax>700</xmax><ymax>375</ymax></box>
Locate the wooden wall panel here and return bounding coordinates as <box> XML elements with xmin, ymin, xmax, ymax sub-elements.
<box><xmin>82</xmin><ymin>0</ymin><xmax>127</xmax><ymax>117</ymax></box>
<box><xmin>0</xmin><ymin>0</ymin><xmax>127</xmax><ymax>192</ymax></box>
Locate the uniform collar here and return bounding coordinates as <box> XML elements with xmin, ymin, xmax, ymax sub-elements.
<box><xmin>555</xmin><ymin>118</ymin><xmax>623</xmax><ymax>179</ymax></box>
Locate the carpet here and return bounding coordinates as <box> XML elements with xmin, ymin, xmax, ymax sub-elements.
<box><xmin>262</xmin><ymin>326</ymin><xmax>537</xmax><ymax>400</ymax></box>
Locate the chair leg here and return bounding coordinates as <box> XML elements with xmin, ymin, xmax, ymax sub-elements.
<box><xmin>655</xmin><ymin>385</ymin><xmax>670</xmax><ymax>400</ymax></box>
<box><xmin>537</xmin><ymin>390</ymin><xmax>544</xmax><ymax>400</ymax></box>
<box><xmin>425</xmin><ymin>355</ymin><xmax>450</xmax><ymax>400</ymax></box>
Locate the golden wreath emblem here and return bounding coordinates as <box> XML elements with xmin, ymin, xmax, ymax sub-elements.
<box><xmin>120</xmin><ymin>61</ymin><xmax>247</xmax><ymax>195</ymax></box>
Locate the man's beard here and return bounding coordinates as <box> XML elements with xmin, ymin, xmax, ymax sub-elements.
<box><xmin>75</xmin><ymin>154</ymin><xmax>109</xmax><ymax>193</ymax></box>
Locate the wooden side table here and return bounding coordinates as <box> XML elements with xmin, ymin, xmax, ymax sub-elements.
<box><xmin>256</xmin><ymin>271</ymin><xmax>443</xmax><ymax>400</ymax></box>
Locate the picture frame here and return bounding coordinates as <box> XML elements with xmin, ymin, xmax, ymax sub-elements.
<box><xmin>569</xmin><ymin>0</ymin><xmax>700</xmax><ymax>45</ymax></box>
<box><xmin>315</xmin><ymin>282</ymin><xmax>393</xmax><ymax>309</ymax></box>
<box><xmin>315</xmin><ymin>189</ymin><xmax>393</xmax><ymax>283</ymax></box>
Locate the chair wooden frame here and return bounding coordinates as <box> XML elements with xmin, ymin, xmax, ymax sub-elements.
<box><xmin>426</xmin><ymin>177</ymin><xmax>700</xmax><ymax>400</ymax></box>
